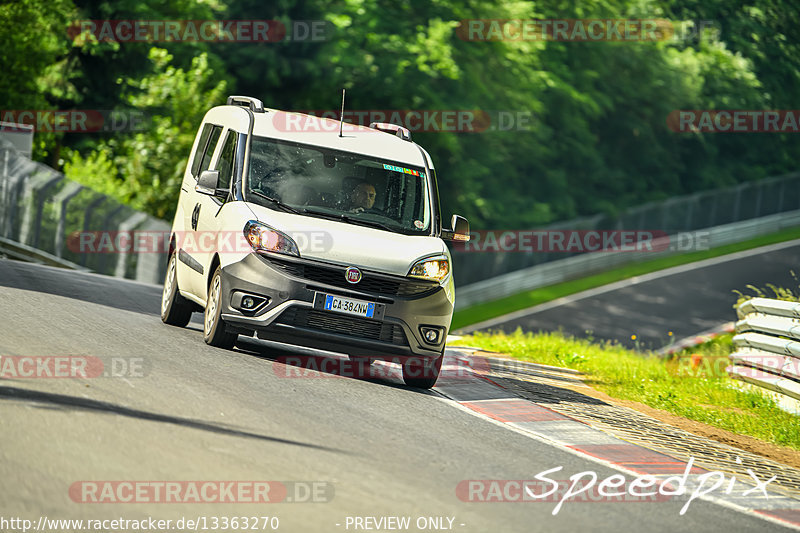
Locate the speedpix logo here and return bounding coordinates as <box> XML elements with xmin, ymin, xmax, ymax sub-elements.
<box><xmin>457</xmin><ymin>457</ymin><xmax>777</xmax><ymax>516</ymax></box>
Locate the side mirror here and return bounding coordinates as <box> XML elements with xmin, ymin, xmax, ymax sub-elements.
<box><xmin>442</xmin><ymin>214</ymin><xmax>470</xmax><ymax>242</ymax></box>
<box><xmin>196</xmin><ymin>170</ymin><xmax>225</xmax><ymax>199</ymax></box>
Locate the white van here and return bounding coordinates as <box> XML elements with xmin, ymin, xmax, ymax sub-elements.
<box><xmin>161</xmin><ymin>96</ymin><xmax>469</xmax><ymax>388</ymax></box>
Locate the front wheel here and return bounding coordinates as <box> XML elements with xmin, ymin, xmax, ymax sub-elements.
<box><xmin>204</xmin><ymin>266</ymin><xmax>238</xmax><ymax>349</ymax></box>
<box><xmin>161</xmin><ymin>252</ymin><xmax>192</xmax><ymax>327</ymax></box>
<box><xmin>402</xmin><ymin>353</ymin><xmax>443</xmax><ymax>389</ymax></box>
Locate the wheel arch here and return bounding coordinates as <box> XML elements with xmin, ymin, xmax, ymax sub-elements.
<box><xmin>207</xmin><ymin>253</ymin><xmax>221</xmax><ymax>291</ymax></box>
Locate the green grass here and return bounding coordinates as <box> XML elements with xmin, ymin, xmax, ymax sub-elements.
<box><xmin>451</xmin><ymin>330</ymin><xmax>800</xmax><ymax>449</ymax></box>
<box><xmin>452</xmin><ymin>226</ymin><xmax>800</xmax><ymax>330</ymax></box>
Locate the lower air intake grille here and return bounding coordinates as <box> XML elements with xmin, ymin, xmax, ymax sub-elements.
<box><xmin>275</xmin><ymin>308</ymin><xmax>407</xmax><ymax>346</ymax></box>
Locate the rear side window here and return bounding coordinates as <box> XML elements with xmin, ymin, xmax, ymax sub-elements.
<box><xmin>190</xmin><ymin>124</ymin><xmax>213</xmax><ymax>177</ymax></box>
<box><xmin>197</xmin><ymin>125</ymin><xmax>223</xmax><ymax>177</ymax></box>
<box><xmin>215</xmin><ymin>131</ymin><xmax>237</xmax><ymax>191</ymax></box>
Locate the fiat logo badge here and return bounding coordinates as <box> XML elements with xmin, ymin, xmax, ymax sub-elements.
<box><xmin>345</xmin><ymin>266</ymin><xmax>362</xmax><ymax>284</ymax></box>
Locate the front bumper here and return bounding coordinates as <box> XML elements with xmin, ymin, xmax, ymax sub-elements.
<box><xmin>219</xmin><ymin>253</ymin><xmax>453</xmax><ymax>360</ymax></box>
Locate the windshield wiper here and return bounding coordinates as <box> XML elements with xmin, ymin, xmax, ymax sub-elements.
<box><xmin>343</xmin><ymin>217</ymin><xmax>395</xmax><ymax>232</ymax></box>
<box><xmin>249</xmin><ymin>190</ymin><xmax>301</xmax><ymax>214</ymax></box>
<box><xmin>301</xmin><ymin>209</ymin><xmax>395</xmax><ymax>233</ymax></box>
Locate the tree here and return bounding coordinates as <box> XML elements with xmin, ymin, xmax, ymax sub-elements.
<box><xmin>64</xmin><ymin>48</ymin><xmax>227</xmax><ymax>218</ymax></box>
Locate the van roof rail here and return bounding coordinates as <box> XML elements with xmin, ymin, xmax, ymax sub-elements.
<box><xmin>226</xmin><ymin>95</ymin><xmax>265</xmax><ymax>113</ymax></box>
<box><xmin>369</xmin><ymin>122</ymin><xmax>412</xmax><ymax>142</ymax></box>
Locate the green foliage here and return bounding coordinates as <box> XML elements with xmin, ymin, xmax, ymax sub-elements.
<box><xmin>0</xmin><ymin>0</ymin><xmax>77</xmax><ymax>163</ymax></box>
<box><xmin>0</xmin><ymin>0</ymin><xmax>74</xmax><ymax>108</ymax></box>
<box><xmin>3</xmin><ymin>0</ymin><xmax>800</xmax><ymax>228</ymax></box>
<box><xmin>62</xmin><ymin>148</ymin><xmax>118</xmax><ymax>196</ymax></box>
<box><xmin>64</xmin><ymin>49</ymin><xmax>227</xmax><ymax>218</ymax></box>
<box><xmin>733</xmin><ymin>271</ymin><xmax>800</xmax><ymax>308</ymax></box>
<box><xmin>452</xmin><ymin>328</ymin><xmax>799</xmax><ymax>448</ymax></box>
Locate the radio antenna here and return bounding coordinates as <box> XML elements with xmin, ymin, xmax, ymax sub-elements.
<box><xmin>338</xmin><ymin>88</ymin><xmax>346</xmax><ymax>137</ymax></box>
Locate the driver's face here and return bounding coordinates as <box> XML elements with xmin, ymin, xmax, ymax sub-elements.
<box><xmin>352</xmin><ymin>183</ymin><xmax>376</xmax><ymax>209</ymax></box>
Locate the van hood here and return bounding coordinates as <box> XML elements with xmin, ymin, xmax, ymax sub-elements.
<box><xmin>246</xmin><ymin>203</ymin><xmax>447</xmax><ymax>276</ymax></box>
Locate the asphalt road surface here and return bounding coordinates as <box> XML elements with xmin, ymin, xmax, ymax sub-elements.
<box><xmin>0</xmin><ymin>259</ymin><xmax>790</xmax><ymax>532</ymax></box>
<box><xmin>461</xmin><ymin>240</ymin><xmax>800</xmax><ymax>350</ymax></box>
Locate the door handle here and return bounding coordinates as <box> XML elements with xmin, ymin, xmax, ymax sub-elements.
<box><xmin>191</xmin><ymin>203</ymin><xmax>201</xmax><ymax>230</ymax></box>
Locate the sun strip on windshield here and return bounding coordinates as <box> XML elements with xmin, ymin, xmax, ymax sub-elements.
<box><xmin>382</xmin><ymin>163</ymin><xmax>425</xmax><ymax>178</ymax></box>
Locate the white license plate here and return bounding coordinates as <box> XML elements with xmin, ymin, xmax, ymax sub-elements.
<box><xmin>323</xmin><ymin>294</ymin><xmax>376</xmax><ymax>318</ymax></box>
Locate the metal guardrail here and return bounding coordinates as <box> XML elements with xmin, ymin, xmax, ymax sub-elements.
<box><xmin>0</xmin><ymin>122</ymin><xmax>34</xmax><ymax>159</ymax></box>
<box><xmin>3</xmin><ymin>134</ymin><xmax>800</xmax><ymax>302</ymax></box>
<box><xmin>0</xmin><ymin>139</ymin><xmax>169</xmax><ymax>283</ymax></box>
<box><xmin>730</xmin><ymin>298</ymin><xmax>800</xmax><ymax>411</ymax></box>
<box><xmin>452</xmin><ymin>171</ymin><xmax>800</xmax><ymax>287</ymax></box>
<box><xmin>455</xmin><ymin>211</ymin><xmax>800</xmax><ymax>309</ymax></box>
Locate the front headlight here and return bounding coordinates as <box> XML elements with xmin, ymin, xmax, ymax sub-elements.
<box><xmin>408</xmin><ymin>255</ymin><xmax>450</xmax><ymax>283</ymax></box>
<box><xmin>243</xmin><ymin>220</ymin><xmax>300</xmax><ymax>257</ymax></box>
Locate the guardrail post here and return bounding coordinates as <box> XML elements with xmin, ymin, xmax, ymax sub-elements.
<box><xmin>134</xmin><ymin>219</ymin><xmax>170</xmax><ymax>284</ymax></box>
<box><xmin>755</xmin><ymin>182</ymin><xmax>763</xmax><ymax>217</ymax></box>
<box><xmin>80</xmin><ymin>194</ymin><xmax>107</xmax><ymax>266</ymax></box>
<box><xmin>18</xmin><ymin>170</ymin><xmax>63</xmax><ymax>248</ymax></box>
<box><xmin>53</xmin><ymin>181</ymin><xmax>83</xmax><ymax>258</ymax></box>
<box><xmin>95</xmin><ymin>204</ymin><xmax>126</xmax><ymax>275</ymax></box>
<box><xmin>114</xmin><ymin>211</ymin><xmax>148</xmax><ymax>278</ymax></box>
<box><xmin>0</xmin><ymin>147</ymin><xmax>8</xmax><ymax>236</ymax></box>
<box><xmin>732</xmin><ymin>184</ymin><xmax>742</xmax><ymax>221</ymax></box>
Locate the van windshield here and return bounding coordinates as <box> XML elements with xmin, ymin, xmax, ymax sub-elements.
<box><xmin>246</xmin><ymin>136</ymin><xmax>431</xmax><ymax>235</ymax></box>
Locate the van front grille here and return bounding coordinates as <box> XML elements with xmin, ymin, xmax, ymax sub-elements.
<box><xmin>264</xmin><ymin>256</ymin><xmax>438</xmax><ymax>297</ymax></box>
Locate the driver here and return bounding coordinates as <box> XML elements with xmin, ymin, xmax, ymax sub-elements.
<box><xmin>349</xmin><ymin>182</ymin><xmax>376</xmax><ymax>213</ymax></box>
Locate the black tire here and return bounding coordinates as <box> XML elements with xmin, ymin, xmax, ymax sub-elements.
<box><xmin>203</xmin><ymin>266</ymin><xmax>238</xmax><ymax>349</ymax></box>
<box><xmin>402</xmin><ymin>353</ymin><xmax>443</xmax><ymax>389</ymax></box>
<box><xmin>161</xmin><ymin>252</ymin><xmax>193</xmax><ymax>327</ymax></box>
